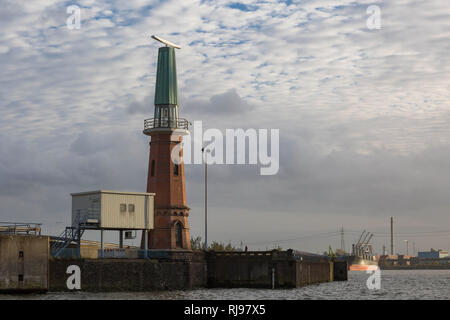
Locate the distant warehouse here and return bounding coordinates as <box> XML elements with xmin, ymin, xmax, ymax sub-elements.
<box><xmin>418</xmin><ymin>250</ymin><xmax>449</xmax><ymax>259</ymax></box>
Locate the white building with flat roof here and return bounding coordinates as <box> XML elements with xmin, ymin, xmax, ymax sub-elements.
<box><xmin>71</xmin><ymin>190</ymin><xmax>154</xmax><ymax>230</ymax></box>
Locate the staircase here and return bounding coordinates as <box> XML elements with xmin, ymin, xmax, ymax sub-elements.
<box><xmin>51</xmin><ymin>215</ymin><xmax>87</xmax><ymax>258</ymax></box>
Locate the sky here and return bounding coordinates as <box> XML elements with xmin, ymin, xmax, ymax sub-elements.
<box><xmin>1</xmin><ymin>0</ymin><xmax>450</xmax><ymax>254</ymax></box>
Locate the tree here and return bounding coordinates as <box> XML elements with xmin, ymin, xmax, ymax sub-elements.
<box><xmin>273</xmin><ymin>245</ymin><xmax>282</xmax><ymax>251</ymax></box>
<box><xmin>190</xmin><ymin>236</ymin><xmax>241</xmax><ymax>251</ymax></box>
<box><xmin>190</xmin><ymin>236</ymin><xmax>203</xmax><ymax>250</ymax></box>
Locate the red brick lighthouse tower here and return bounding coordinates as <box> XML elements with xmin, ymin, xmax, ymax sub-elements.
<box><xmin>142</xmin><ymin>36</ymin><xmax>191</xmax><ymax>250</ymax></box>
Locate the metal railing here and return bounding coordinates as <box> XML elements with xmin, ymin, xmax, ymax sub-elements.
<box><xmin>144</xmin><ymin>118</ymin><xmax>190</xmax><ymax>131</ymax></box>
<box><xmin>0</xmin><ymin>222</ymin><xmax>42</xmax><ymax>235</ymax></box>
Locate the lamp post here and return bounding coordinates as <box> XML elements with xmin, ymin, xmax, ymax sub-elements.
<box><xmin>202</xmin><ymin>147</ymin><xmax>209</xmax><ymax>250</ymax></box>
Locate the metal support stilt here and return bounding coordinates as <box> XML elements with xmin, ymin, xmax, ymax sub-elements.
<box><xmin>144</xmin><ymin>230</ymin><xmax>148</xmax><ymax>258</ymax></box>
<box><xmin>100</xmin><ymin>229</ymin><xmax>104</xmax><ymax>259</ymax></box>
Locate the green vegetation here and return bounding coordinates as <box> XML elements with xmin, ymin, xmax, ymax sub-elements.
<box><xmin>190</xmin><ymin>237</ymin><xmax>284</xmax><ymax>252</ymax></box>
<box><xmin>190</xmin><ymin>236</ymin><xmax>242</xmax><ymax>251</ymax></box>
<box><xmin>190</xmin><ymin>236</ymin><xmax>203</xmax><ymax>250</ymax></box>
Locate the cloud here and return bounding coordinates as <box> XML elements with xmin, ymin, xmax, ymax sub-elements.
<box><xmin>184</xmin><ymin>88</ymin><xmax>254</xmax><ymax>116</ymax></box>
<box><xmin>126</xmin><ymin>95</ymin><xmax>154</xmax><ymax>115</ymax></box>
<box><xmin>1</xmin><ymin>0</ymin><xmax>450</xmax><ymax>252</ymax></box>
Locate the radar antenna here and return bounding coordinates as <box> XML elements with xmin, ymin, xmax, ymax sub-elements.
<box><xmin>151</xmin><ymin>35</ymin><xmax>181</xmax><ymax>49</ymax></box>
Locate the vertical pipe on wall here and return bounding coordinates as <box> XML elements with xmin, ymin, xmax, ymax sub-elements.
<box><xmin>144</xmin><ymin>195</ymin><xmax>148</xmax><ymax>258</ymax></box>
<box><xmin>100</xmin><ymin>229</ymin><xmax>104</xmax><ymax>258</ymax></box>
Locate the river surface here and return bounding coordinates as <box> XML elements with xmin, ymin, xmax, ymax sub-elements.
<box><xmin>1</xmin><ymin>270</ymin><xmax>449</xmax><ymax>300</ymax></box>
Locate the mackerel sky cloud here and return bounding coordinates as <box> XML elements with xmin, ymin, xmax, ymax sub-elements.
<box><xmin>1</xmin><ymin>0</ymin><xmax>450</xmax><ymax>252</ymax></box>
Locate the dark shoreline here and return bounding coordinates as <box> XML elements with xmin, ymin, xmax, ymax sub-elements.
<box><xmin>379</xmin><ymin>266</ymin><xmax>450</xmax><ymax>270</ymax></box>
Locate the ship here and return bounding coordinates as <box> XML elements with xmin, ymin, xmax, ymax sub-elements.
<box><xmin>347</xmin><ymin>230</ymin><xmax>379</xmax><ymax>271</ymax></box>
<box><xmin>347</xmin><ymin>255</ymin><xmax>378</xmax><ymax>271</ymax></box>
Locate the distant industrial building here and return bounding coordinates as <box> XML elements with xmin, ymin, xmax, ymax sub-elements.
<box><xmin>418</xmin><ymin>250</ymin><xmax>449</xmax><ymax>259</ymax></box>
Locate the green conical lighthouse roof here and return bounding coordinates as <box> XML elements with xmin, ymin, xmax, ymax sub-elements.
<box><xmin>154</xmin><ymin>46</ymin><xmax>178</xmax><ymax>105</ymax></box>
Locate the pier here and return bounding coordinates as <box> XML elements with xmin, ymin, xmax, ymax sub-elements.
<box><xmin>1</xmin><ymin>234</ymin><xmax>347</xmax><ymax>292</ymax></box>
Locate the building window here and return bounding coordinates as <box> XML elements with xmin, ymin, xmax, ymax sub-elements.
<box><xmin>120</xmin><ymin>204</ymin><xmax>127</xmax><ymax>213</ymax></box>
<box><xmin>151</xmin><ymin>160</ymin><xmax>155</xmax><ymax>177</ymax></box>
<box><xmin>175</xmin><ymin>222</ymin><xmax>183</xmax><ymax>248</ymax></box>
<box><xmin>18</xmin><ymin>274</ymin><xmax>24</xmax><ymax>282</ymax></box>
<box><xmin>128</xmin><ymin>204</ymin><xmax>135</xmax><ymax>213</ymax></box>
<box><xmin>174</xmin><ymin>164</ymin><xmax>179</xmax><ymax>176</ymax></box>
<box><xmin>169</xmin><ymin>106</ymin><xmax>177</xmax><ymax>127</ymax></box>
<box><xmin>19</xmin><ymin>251</ymin><xmax>24</xmax><ymax>258</ymax></box>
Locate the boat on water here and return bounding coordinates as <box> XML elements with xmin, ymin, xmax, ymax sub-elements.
<box><xmin>348</xmin><ymin>255</ymin><xmax>379</xmax><ymax>271</ymax></box>
<box><xmin>347</xmin><ymin>230</ymin><xmax>379</xmax><ymax>271</ymax></box>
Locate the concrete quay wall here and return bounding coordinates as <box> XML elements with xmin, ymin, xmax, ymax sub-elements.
<box><xmin>49</xmin><ymin>250</ymin><xmax>343</xmax><ymax>291</ymax></box>
<box><xmin>0</xmin><ymin>235</ymin><xmax>49</xmax><ymax>292</ymax></box>
<box><xmin>49</xmin><ymin>252</ymin><xmax>206</xmax><ymax>291</ymax></box>
<box><xmin>0</xmin><ymin>236</ymin><xmax>347</xmax><ymax>292</ymax></box>
<box><xmin>206</xmin><ymin>250</ymin><xmax>340</xmax><ymax>288</ymax></box>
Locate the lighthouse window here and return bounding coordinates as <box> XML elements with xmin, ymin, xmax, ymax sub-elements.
<box><xmin>154</xmin><ymin>107</ymin><xmax>160</xmax><ymax>127</ymax></box>
<box><xmin>174</xmin><ymin>164</ymin><xmax>179</xmax><ymax>176</ymax></box>
<box><xmin>169</xmin><ymin>107</ymin><xmax>177</xmax><ymax>127</ymax></box>
<box><xmin>161</xmin><ymin>107</ymin><xmax>169</xmax><ymax>127</ymax></box>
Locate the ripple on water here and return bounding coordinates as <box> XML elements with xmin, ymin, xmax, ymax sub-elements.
<box><xmin>0</xmin><ymin>270</ymin><xmax>449</xmax><ymax>300</ymax></box>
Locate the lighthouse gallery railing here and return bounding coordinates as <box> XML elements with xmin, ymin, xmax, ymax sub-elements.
<box><xmin>144</xmin><ymin>118</ymin><xmax>189</xmax><ymax>130</ymax></box>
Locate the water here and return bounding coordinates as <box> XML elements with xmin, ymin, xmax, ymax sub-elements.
<box><xmin>1</xmin><ymin>270</ymin><xmax>449</xmax><ymax>300</ymax></box>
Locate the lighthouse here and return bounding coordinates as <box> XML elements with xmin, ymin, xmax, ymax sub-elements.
<box><xmin>142</xmin><ymin>36</ymin><xmax>191</xmax><ymax>250</ymax></box>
